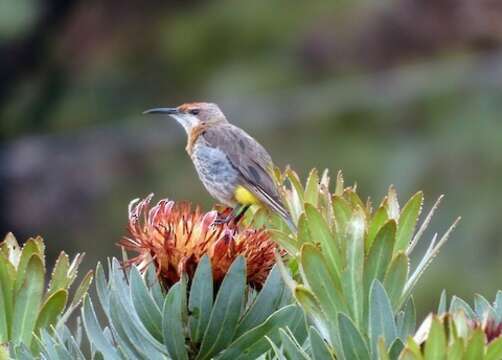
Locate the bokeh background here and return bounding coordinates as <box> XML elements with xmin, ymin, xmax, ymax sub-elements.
<box><xmin>1</xmin><ymin>0</ymin><xmax>502</xmax><ymax>319</ymax></box>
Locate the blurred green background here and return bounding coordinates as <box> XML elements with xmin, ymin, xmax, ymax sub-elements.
<box><xmin>1</xmin><ymin>0</ymin><xmax>502</xmax><ymax>319</ymax></box>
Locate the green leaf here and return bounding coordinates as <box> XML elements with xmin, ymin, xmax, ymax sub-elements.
<box><xmin>293</xmin><ymin>285</ymin><xmax>333</xmax><ymax>345</ymax></box>
<box><xmin>64</xmin><ymin>270</ymin><xmax>93</xmax><ymax>321</ymax></box>
<box><xmin>197</xmin><ymin>257</ymin><xmax>246</xmax><ymax>360</ymax></box>
<box><xmin>275</xmin><ymin>252</ymin><xmax>297</xmax><ymax>293</ymax></box>
<box><xmin>163</xmin><ymin>282</ymin><xmax>188</xmax><ymax>360</ymax></box>
<box><xmin>94</xmin><ymin>262</ymin><xmax>110</xmax><ymax>316</ymax></box>
<box><xmin>56</xmin><ymin>269</ymin><xmax>93</xmax><ymax>331</ymax></box>
<box><xmin>0</xmin><ymin>252</ymin><xmax>15</xmax><ymax>342</ymax></box>
<box><xmin>294</xmin><ymin>286</ymin><xmax>324</xmax><ymax>319</ymax></box>
<box><xmin>48</xmin><ymin>252</ymin><xmax>70</xmax><ymax>296</ymax></box>
<box><xmin>11</xmin><ymin>254</ymin><xmax>45</xmax><ymax>346</ymax></box>
<box><xmin>0</xmin><ymin>343</ymin><xmax>10</xmax><ymax>360</ymax></box>
<box><xmin>147</xmin><ymin>266</ymin><xmax>166</xmax><ymax>309</ymax></box>
<box><xmin>13</xmin><ymin>240</ymin><xmax>42</xmax><ymax>294</ymax></box>
<box><xmin>249</xmin><ymin>207</ymin><xmax>269</xmax><ymax>228</ymax></box>
<box><xmin>236</xmin><ymin>265</ymin><xmax>286</xmax><ymax>337</ymax></box>
<box><xmin>109</xmin><ymin>258</ymin><xmax>129</xmax><ymax>301</ymax></box>
<box><xmin>286</xmin><ymin>169</ymin><xmax>305</xmax><ymax>200</ymax></box>
<box><xmin>424</xmin><ymin>317</ymin><xmax>446</xmax><ymax>360</ymax></box>
<box><xmin>397</xmin><ymin>297</ymin><xmax>416</xmax><ymax>341</ymax></box>
<box><xmin>287</xmin><ymin>309</ymin><xmax>309</xmax><ymax>351</ymax></box>
<box><xmin>285</xmin><ymin>169</ymin><xmax>305</xmax><ymax>220</ymax></box>
<box><xmin>437</xmin><ymin>290</ymin><xmax>447</xmax><ymax>315</ymax></box>
<box><xmin>486</xmin><ymin>336</ymin><xmax>502</xmax><ymax>360</ymax></box>
<box><xmin>369</xmin><ymin>280</ymin><xmax>397</xmax><ymax>356</ymax></box>
<box><xmin>189</xmin><ymin>256</ymin><xmax>213</xmax><ymax>344</ymax></box>
<box><xmin>474</xmin><ymin>294</ymin><xmax>495</xmax><ymax>321</ymax></box>
<box><xmin>305</xmin><ymin>168</ymin><xmax>320</xmax><ymax>206</ymax></box>
<box><xmin>297</xmin><ymin>214</ymin><xmax>312</xmax><ymax>248</ymax></box>
<box><xmin>34</xmin><ymin>289</ymin><xmax>68</xmax><ymax>334</ymax></box>
<box><xmin>305</xmin><ymin>204</ymin><xmax>343</xmax><ymax>281</ymax></box>
<box><xmin>366</xmin><ymin>206</ymin><xmax>389</xmax><ymax>252</ymax></box>
<box><xmin>279</xmin><ymin>328</ymin><xmax>309</xmax><ymax>359</ymax></box>
<box><xmin>334</xmin><ymin>170</ymin><xmax>344</xmax><ymax>196</ymax></box>
<box><xmin>463</xmin><ymin>329</ymin><xmax>485</xmax><ymax>360</ymax></box>
<box><xmin>31</xmin><ymin>237</ymin><xmax>45</xmax><ymax>258</ymax></box>
<box><xmin>108</xmin><ymin>259</ymin><xmax>166</xmax><ymax>358</ymax></box>
<box><xmin>495</xmin><ymin>291</ymin><xmax>502</xmax><ymax>322</ymax></box>
<box><xmin>108</xmin><ymin>283</ymin><xmax>166</xmax><ymax>358</ymax></box>
<box><xmin>0</xmin><ymin>286</ymin><xmax>7</xmax><ymax>345</ymax></box>
<box><xmin>218</xmin><ymin>305</ymin><xmax>303</xmax><ymax>360</ymax></box>
<box><xmin>395</xmin><ymin>192</ymin><xmax>423</xmax><ymax>253</ymax></box>
<box><xmin>403</xmin><ymin>218</ymin><xmax>460</xmax><ymax>306</ymax></box>
<box><xmin>299</xmin><ymin>244</ymin><xmax>346</xmax><ymax>321</ymax></box>
<box><xmin>270</xmin><ymin>212</ymin><xmax>289</xmax><ymax>232</ymax></box>
<box><xmin>345</xmin><ymin>190</ymin><xmax>367</xmax><ymax>214</ymax></box>
<box><xmin>269</xmin><ymin>229</ymin><xmax>298</xmax><ymax>255</ymax></box>
<box><xmin>81</xmin><ymin>297</ymin><xmax>120</xmax><ymax>360</ymax></box>
<box><xmin>342</xmin><ymin>210</ymin><xmax>365</xmax><ymax>328</ymax></box>
<box><xmin>386</xmin><ymin>186</ymin><xmax>400</xmax><ymax>221</ymax></box>
<box><xmin>389</xmin><ymin>339</ymin><xmax>404</xmax><ymax>360</ymax></box>
<box><xmin>449</xmin><ymin>296</ymin><xmax>476</xmax><ymax>320</ymax></box>
<box><xmin>364</xmin><ymin>221</ymin><xmax>396</xmax><ymax>314</ymax></box>
<box><xmin>130</xmin><ymin>266</ymin><xmax>162</xmax><ymax>341</ymax></box>
<box><xmin>66</xmin><ymin>254</ymin><xmax>84</xmax><ymax>287</ymax></box>
<box><xmin>309</xmin><ymin>326</ymin><xmax>335</xmax><ymax>360</ymax></box>
<box><xmin>1</xmin><ymin>233</ymin><xmax>20</xmax><ymax>261</ymax></box>
<box><xmin>446</xmin><ymin>338</ymin><xmax>464</xmax><ymax>360</ymax></box>
<box><xmin>55</xmin><ymin>324</ymin><xmax>85</xmax><ymax>359</ymax></box>
<box><xmin>383</xmin><ymin>253</ymin><xmax>409</xmax><ymax>310</ymax></box>
<box><xmin>377</xmin><ymin>337</ymin><xmax>390</xmax><ymax>360</ymax></box>
<box><xmin>37</xmin><ymin>330</ymin><xmax>57</xmax><ymax>359</ymax></box>
<box><xmin>332</xmin><ymin>195</ymin><xmax>352</xmax><ymax>238</ymax></box>
<box><xmin>12</xmin><ymin>343</ymin><xmax>37</xmax><ymax>360</ymax></box>
<box><xmin>319</xmin><ymin>169</ymin><xmax>334</xmax><ymax>226</ymax></box>
<box><xmin>400</xmin><ymin>338</ymin><xmax>423</xmax><ymax>360</ymax></box>
<box><xmin>338</xmin><ymin>313</ymin><xmax>370</xmax><ymax>360</ymax></box>
<box><xmin>451</xmin><ymin>311</ymin><xmax>470</xmax><ymax>339</ymax></box>
<box><xmin>266</xmin><ymin>336</ymin><xmax>288</xmax><ymax>360</ymax></box>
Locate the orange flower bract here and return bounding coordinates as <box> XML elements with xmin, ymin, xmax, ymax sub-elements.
<box><xmin>119</xmin><ymin>194</ymin><xmax>277</xmax><ymax>288</ymax></box>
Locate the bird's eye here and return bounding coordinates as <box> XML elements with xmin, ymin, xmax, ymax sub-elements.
<box><xmin>189</xmin><ymin>109</ymin><xmax>200</xmax><ymax>115</ymax></box>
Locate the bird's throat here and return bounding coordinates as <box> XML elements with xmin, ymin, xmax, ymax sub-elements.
<box><xmin>186</xmin><ymin>124</ymin><xmax>209</xmax><ymax>155</ymax></box>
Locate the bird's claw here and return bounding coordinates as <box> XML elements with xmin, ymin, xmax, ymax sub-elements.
<box><xmin>212</xmin><ymin>205</ymin><xmax>249</xmax><ymax>227</ymax></box>
<box><xmin>212</xmin><ymin>214</ymin><xmax>233</xmax><ymax>226</ymax></box>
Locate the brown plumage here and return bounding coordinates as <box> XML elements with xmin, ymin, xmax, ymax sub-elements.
<box><xmin>201</xmin><ymin>124</ymin><xmax>290</xmax><ymax>219</ymax></box>
<box><xmin>143</xmin><ymin>102</ymin><xmax>295</xmax><ymax>230</ymax></box>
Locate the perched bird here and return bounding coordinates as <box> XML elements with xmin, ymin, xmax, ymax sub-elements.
<box><xmin>143</xmin><ymin>102</ymin><xmax>295</xmax><ymax>230</ymax></box>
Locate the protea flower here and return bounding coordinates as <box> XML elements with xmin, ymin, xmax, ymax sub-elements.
<box><xmin>405</xmin><ymin>294</ymin><xmax>502</xmax><ymax>359</ymax></box>
<box><xmin>119</xmin><ymin>194</ymin><xmax>277</xmax><ymax>288</ymax></box>
<box><xmin>448</xmin><ymin>293</ymin><xmax>502</xmax><ymax>343</ymax></box>
<box><xmin>471</xmin><ymin>314</ymin><xmax>502</xmax><ymax>343</ymax></box>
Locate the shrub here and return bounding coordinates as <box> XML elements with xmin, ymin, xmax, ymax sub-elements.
<box><xmin>0</xmin><ymin>233</ymin><xmax>92</xmax><ymax>357</ymax></box>
<box><xmin>1</xmin><ymin>168</ymin><xmax>475</xmax><ymax>360</ymax></box>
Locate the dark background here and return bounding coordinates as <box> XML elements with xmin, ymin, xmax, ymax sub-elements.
<box><xmin>1</xmin><ymin>0</ymin><xmax>502</xmax><ymax>318</ymax></box>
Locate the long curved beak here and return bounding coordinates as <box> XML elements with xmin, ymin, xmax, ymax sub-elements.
<box><xmin>142</xmin><ymin>107</ymin><xmax>179</xmax><ymax>115</ymax></box>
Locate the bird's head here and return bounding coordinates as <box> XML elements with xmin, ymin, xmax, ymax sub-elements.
<box><xmin>143</xmin><ymin>102</ymin><xmax>227</xmax><ymax>134</ymax></box>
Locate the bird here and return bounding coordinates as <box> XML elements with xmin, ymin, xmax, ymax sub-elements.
<box><xmin>143</xmin><ymin>102</ymin><xmax>295</xmax><ymax>230</ymax></box>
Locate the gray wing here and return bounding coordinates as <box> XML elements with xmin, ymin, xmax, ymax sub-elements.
<box><xmin>202</xmin><ymin>124</ymin><xmax>291</xmax><ymax>221</ymax></box>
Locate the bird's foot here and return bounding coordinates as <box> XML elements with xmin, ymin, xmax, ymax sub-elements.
<box><xmin>213</xmin><ymin>210</ymin><xmax>245</xmax><ymax>227</ymax></box>
<box><xmin>213</xmin><ymin>205</ymin><xmax>250</xmax><ymax>227</ymax></box>
<box><xmin>213</xmin><ymin>214</ymin><xmax>233</xmax><ymax>226</ymax></box>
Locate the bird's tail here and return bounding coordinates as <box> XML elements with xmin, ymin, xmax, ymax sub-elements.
<box><xmin>281</xmin><ymin>212</ymin><xmax>297</xmax><ymax>233</ymax></box>
<box><xmin>271</xmin><ymin>203</ymin><xmax>297</xmax><ymax>233</ymax></box>
<box><xmin>247</xmin><ymin>184</ymin><xmax>297</xmax><ymax>232</ymax></box>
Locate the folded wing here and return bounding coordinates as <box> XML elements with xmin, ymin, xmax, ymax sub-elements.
<box><xmin>202</xmin><ymin>124</ymin><xmax>294</xmax><ymax>228</ymax></box>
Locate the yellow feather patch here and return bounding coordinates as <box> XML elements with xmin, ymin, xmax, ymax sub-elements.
<box><xmin>234</xmin><ymin>186</ymin><xmax>260</xmax><ymax>205</ymax></box>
